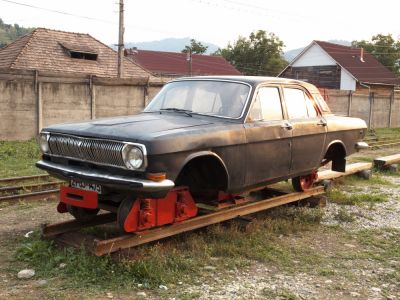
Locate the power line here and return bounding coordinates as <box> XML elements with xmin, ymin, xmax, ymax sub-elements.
<box><xmin>0</xmin><ymin>0</ymin><xmax>115</xmax><ymax>24</ymax></box>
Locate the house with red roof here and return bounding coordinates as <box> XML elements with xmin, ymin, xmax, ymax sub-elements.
<box><xmin>0</xmin><ymin>28</ymin><xmax>152</xmax><ymax>78</ymax></box>
<box><xmin>279</xmin><ymin>40</ymin><xmax>400</xmax><ymax>93</ymax></box>
<box><xmin>124</xmin><ymin>48</ymin><xmax>241</xmax><ymax>78</ymax></box>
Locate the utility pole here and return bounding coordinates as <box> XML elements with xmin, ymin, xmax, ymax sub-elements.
<box><xmin>117</xmin><ymin>0</ymin><xmax>124</xmax><ymax>78</ymax></box>
<box><xmin>186</xmin><ymin>48</ymin><xmax>192</xmax><ymax>76</ymax></box>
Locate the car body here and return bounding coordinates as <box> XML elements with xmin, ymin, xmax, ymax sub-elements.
<box><xmin>37</xmin><ymin>76</ymin><xmax>368</xmax><ymax>226</ymax></box>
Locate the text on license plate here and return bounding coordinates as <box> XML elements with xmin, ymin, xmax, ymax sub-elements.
<box><xmin>70</xmin><ymin>180</ymin><xmax>102</xmax><ymax>194</ymax></box>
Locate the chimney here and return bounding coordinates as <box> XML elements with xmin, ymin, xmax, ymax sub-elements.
<box><xmin>360</xmin><ymin>48</ymin><xmax>365</xmax><ymax>62</ymax></box>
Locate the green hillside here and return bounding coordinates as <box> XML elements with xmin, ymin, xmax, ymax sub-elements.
<box><xmin>0</xmin><ymin>18</ymin><xmax>34</xmax><ymax>48</ymax></box>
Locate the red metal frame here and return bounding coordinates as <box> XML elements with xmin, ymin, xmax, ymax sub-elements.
<box><xmin>60</xmin><ymin>185</ymin><xmax>98</xmax><ymax>209</ymax></box>
<box><xmin>299</xmin><ymin>171</ymin><xmax>318</xmax><ymax>191</ymax></box>
<box><xmin>123</xmin><ymin>187</ymin><xmax>198</xmax><ymax>233</ymax></box>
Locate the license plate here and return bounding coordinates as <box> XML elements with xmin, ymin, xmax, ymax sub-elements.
<box><xmin>70</xmin><ymin>180</ymin><xmax>102</xmax><ymax>194</ymax></box>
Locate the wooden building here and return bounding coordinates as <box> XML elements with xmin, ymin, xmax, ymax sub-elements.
<box><xmin>279</xmin><ymin>40</ymin><xmax>400</xmax><ymax>94</ymax></box>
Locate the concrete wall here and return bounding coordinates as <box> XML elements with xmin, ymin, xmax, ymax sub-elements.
<box><xmin>0</xmin><ymin>70</ymin><xmax>165</xmax><ymax>140</ymax></box>
<box><xmin>322</xmin><ymin>88</ymin><xmax>400</xmax><ymax>129</ymax></box>
<box><xmin>42</xmin><ymin>82</ymin><xmax>91</xmax><ymax>127</ymax></box>
<box><xmin>95</xmin><ymin>85</ymin><xmax>145</xmax><ymax>118</ymax></box>
<box><xmin>0</xmin><ymin>80</ymin><xmax>37</xmax><ymax>140</ymax></box>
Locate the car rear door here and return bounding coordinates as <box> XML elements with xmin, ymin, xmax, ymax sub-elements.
<box><xmin>282</xmin><ymin>86</ymin><xmax>327</xmax><ymax>174</ymax></box>
<box><xmin>244</xmin><ymin>85</ymin><xmax>292</xmax><ymax>186</ymax></box>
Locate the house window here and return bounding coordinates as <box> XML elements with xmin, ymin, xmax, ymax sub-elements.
<box><xmin>59</xmin><ymin>42</ymin><xmax>98</xmax><ymax>61</ymax></box>
<box><xmin>69</xmin><ymin>51</ymin><xmax>98</xmax><ymax>60</ymax></box>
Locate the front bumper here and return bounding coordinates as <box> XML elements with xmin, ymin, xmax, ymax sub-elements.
<box><xmin>36</xmin><ymin>160</ymin><xmax>175</xmax><ymax>193</ymax></box>
<box><xmin>355</xmin><ymin>141</ymin><xmax>369</xmax><ymax>150</ymax></box>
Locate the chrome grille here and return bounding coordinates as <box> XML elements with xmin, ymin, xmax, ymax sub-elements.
<box><xmin>48</xmin><ymin>134</ymin><xmax>125</xmax><ymax>168</ymax></box>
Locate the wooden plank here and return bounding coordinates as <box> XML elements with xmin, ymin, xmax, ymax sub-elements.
<box><xmin>374</xmin><ymin>154</ymin><xmax>400</xmax><ymax>169</ymax></box>
<box><xmin>317</xmin><ymin>162</ymin><xmax>372</xmax><ymax>181</ymax></box>
<box><xmin>55</xmin><ymin>231</ymin><xmax>98</xmax><ymax>251</ymax></box>
<box><xmin>42</xmin><ymin>213</ymin><xmax>116</xmax><ymax>238</ymax></box>
<box><xmin>93</xmin><ymin>186</ymin><xmax>324</xmax><ymax>256</ymax></box>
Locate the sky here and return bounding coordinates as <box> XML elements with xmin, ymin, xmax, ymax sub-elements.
<box><xmin>1</xmin><ymin>0</ymin><xmax>399</xmax><ymax>51</ymax></box>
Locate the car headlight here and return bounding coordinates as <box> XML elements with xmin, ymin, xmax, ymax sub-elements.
<box><xmin>122</xmin><ymin>145</ymin><xmax>145</xmax><ymax>170</ymax></box>
<box><xmin>39</xmin><ymin>132</ymin><xmax>50</xmax><ymax>153</ymax></box>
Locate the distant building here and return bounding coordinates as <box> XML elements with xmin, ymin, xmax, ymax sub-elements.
<box><xmin>279</xmin><ymin>40</ymin><xmax>400</xmax><ymax>93</ymax></box>
<box><xmin>0</xmin><ymin>28</ymin><xmax>151</xmax><ymax>78</ymax></box>
<box><xmin>124</xmin><ymin>49</ymin><xmax>241</xmax><ymax>78</ymax></box>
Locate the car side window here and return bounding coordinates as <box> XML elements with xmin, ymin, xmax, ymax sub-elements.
<box><xmin>249</xmin><ymin>87</ymin><xmax>283</xmax><ymax>121</ymax></box>
<box><xmin>284</xmin><ymin>88</ymin><xmax>309</xmax><ymax>119</ymax></box>
<box><xmin>305</xmin><ymin>94</ymin><xmax>318</xmax><ymax>118</ymax></box>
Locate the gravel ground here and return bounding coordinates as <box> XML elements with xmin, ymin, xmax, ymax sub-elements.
<box><xmin>322</xmin><ymin>175</ymin><xmax>400</xmax><ymax>230</ymax></box>
<box><xmin>171</xmin><ymin>174</ymin><xmax>400</xmax><ymax>300</ymax></box>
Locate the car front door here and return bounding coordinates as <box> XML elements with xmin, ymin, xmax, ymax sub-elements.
<box><xmin>244</xmin><ymin>86</ymin><xmax>292</xmax><ymax>186</ymax></box>
<box><xmin>282</xmin><ymin>86</ymin><xmax>327</xmax><ymax>174</ymax></box>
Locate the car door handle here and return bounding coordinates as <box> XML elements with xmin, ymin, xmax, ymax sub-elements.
<box><xmin>317</xmin><ymin>120</ymin><xmax>327</xmax><ymax>126</ymax></box>
<box><xmin>281</xmin><ymin>122</ymin><xmax>293</xmax><ymax>130</ymax></box>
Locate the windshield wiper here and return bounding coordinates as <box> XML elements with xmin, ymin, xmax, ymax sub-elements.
<box><xmin>160</xmin><ymin>108</ymin><xmax>193</xmax><ymax>117</ymax></box>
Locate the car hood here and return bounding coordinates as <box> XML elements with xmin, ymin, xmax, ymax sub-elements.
<box><xmin>44</xmin><ymin>112</ymin><xmax>216</xmax><ymax>142</ymax></box>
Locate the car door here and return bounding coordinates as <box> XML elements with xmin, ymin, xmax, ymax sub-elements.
<box><xmin>282</xmin><ymin>86</ymin><xmax>327</xmax><ymax>174</ymax></box>
<box><xmin>244</xmin><ymin>85</ymin><xmax>292</xmax><ymax>186</ymax></box>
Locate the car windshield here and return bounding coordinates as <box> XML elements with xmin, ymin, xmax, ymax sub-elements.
<box><xmin>144</xmin><ymin>80</ymin><xmax>251</xmax><ymax>118</ymax></box>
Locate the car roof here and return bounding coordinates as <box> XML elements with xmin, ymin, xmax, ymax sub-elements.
<box><xmin>172</xmin><ymin>76</ymin><xmax>317</xmax><ymax>90</ymax></box>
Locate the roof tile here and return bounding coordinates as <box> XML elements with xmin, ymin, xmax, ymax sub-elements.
<box><xmin>126</xmin><ymin>49</ymin><xmax>241</xmax><ymax>76</ymax></box>
<box><xmin>0</xmin><ymin>28</ymin><xmax>151</xmax><ymax>78</ymax></box>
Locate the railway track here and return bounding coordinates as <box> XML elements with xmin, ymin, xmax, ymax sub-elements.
<box><xmin>0</xmin><ymin>174</ymin><xmax>63</xmax><ymax>203</ymax></box>
<box><xmin>2</xmin><ymin>152</ymin><xmax>399</xmax><ymax>256</ymax></box>
<box><xmin>364</xmin><ymin>135</ymin><xmax>400</xmax><ymax>149</ymax></box>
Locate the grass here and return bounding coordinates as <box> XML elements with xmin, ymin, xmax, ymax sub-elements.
<box><xmin>334</xmin><ymin>207</ymin><xmax>355</xmax><ymax>223</ymax></box>
<box><xmin>261</xmin><ymin>288</ymin><xmax>299</xmax><ymax>299</ymax></box>
<box><xmin>328</xmin><ymin>190</ymin><xmax>388</xmax><ymax>206</ymax></box>
<box><xmin>336</xmin><ymin>174</ymin><xmax>394</xmax><ymax>187</ymax></box>
<box><xmin>372</xmin><ymin>128</ymin><xmax>400</xmax><ymax>139</ymax></box>
<box><xmin>0</xmin><ymin>140</ymin><xmax>44</xmax><ymax>178</ymax></box>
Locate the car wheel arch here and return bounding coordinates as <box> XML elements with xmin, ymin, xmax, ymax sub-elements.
<box><xmin>175</xmin><ymin>151</ymin><xmax>230</xmax><ymax>193</ymax></box>
<box><xmin>324</xmin><ymin>140</ymin><xmax>347</xmax><ymax>172</ymax></box>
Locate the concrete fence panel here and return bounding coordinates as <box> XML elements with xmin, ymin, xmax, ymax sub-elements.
<box><xmin>0</xmin><ymin>80</ymin><xmax>37</xmax><ymax>140</ymax></box>
<box><xmin>95</xmin><ymin>85</ymin><xmax>145</xmax><ymax>118</ymax></box>
<box><xmin>42</xmin><ymin>82</ymin><xmax>91</xmax><ymax>128</ymax></box>
<box><xmin>372</xmin><ymin>93</ymin><xmax>391</xmax><ymax>129</ymax></box>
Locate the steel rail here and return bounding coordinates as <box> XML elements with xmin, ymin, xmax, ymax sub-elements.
<box><xmin>0</xmin><ymin>174</ymin><xmax>50</xmax><ymax>184</ymax></box>
<box><xmin>0</xmin><ymin>181</ymin><xmax>64</xmax><ymax>195</ymax></box>
<box><xmin>0</xmin><ymin>189</ymin><xmax>59</xmax><ymax>202</ymax></box>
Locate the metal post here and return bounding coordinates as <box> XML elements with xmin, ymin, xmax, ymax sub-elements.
<box><xmin>37</xmin><ymin>82</ymin><xmax>42</xmax><ymax>134</ymax></box>
<box><xmin>89</xmin><ymin>75</ymin><xmax>95</xmax><ymax>119</ymax></box>
<box><xmin>368</xmin><ymin>92</ymin><xmax>374</xmax><ymax>129</ymax></box>
<box><xmin>388</xmin><ymin>89</ymin><xmax>394</xmax><ymax>128</ymax></box>
<box><xmin>347</xmin><ymin>91</ymin><xmax>352</xmax><ymax>116</ymax></box>
<box><xmin>186</xmin><ymin>49</ymin><xmax>192</xmax><ymax>76</ymax></box>
<box><xmin>34</xmin><ymin>70</ymin><xmax>43</xmax><ymax>133</ymax></box>
<box><xmin>117</xmin><ymin>0</ymin><xmax>124</xmax><ymax>78</ymax></box>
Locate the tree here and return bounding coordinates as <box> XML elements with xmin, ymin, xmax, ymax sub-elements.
<box><xmin>216</xmin><ymin>30</ymin><xmax>287</xmax><ymax>76</ymax></box>
<box><xmin>352</xmin><ymin>34</ymin><xmax>400</xmax><ymax>76</ymax></box>
<box><xmin>182</xmin><ymin>39</ymin><xmax>208</xmax><ymax>54</ymax></box>
<box><xmin>0</xmin><ymin>18</ymin><xmax>34</xmax><ymax>48</ymax></box>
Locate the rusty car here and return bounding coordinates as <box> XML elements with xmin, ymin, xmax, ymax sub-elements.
<box><xmin>36</xmin><ymin>76</ymin><xmax>368</xmax><ymax>232</ymax></box>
